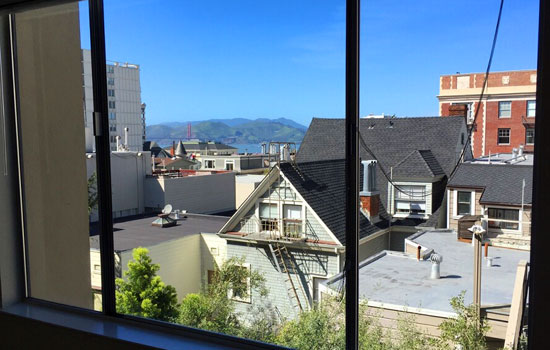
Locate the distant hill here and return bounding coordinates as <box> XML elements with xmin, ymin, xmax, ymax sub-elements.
<box><xmin>146</xmin><ymin>118</ymin><xmax>307</xmax><ymax>145</ymax></box>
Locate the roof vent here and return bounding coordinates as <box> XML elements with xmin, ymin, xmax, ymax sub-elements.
<box><xmin>430</xmin><ymin>253</ymin><xmax>443</xmax><ymax>279</ymax></box>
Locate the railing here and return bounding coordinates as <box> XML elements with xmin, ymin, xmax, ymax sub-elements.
<box><xmin>236</xmin><ymin>216</ymin><xmax>323</xmax><ymax>242</ymax></box>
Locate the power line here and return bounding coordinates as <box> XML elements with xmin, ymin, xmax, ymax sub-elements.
<box><xmin>448</xmin><ymin>0</ymin><xmax>505</xmax><ymax>180</ymax></box>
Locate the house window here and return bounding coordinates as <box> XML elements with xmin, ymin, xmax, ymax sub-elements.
<box><xmin>526</xmin><ymin>128</ymin><xmax>535</xmax><ymax>145</ymax></box>
<box><xmin>108</xmin><ymin>100</ymin><xmax>116</xmax><ymax>109</ymax></box>
<box><xmin>498</xmin><ymin>128</ymin><xmax>510</xmax><ymax>144</ymax></box>
<box><xmin>498</xmin><ymin>101</ymin><xmax>511</xmax><ymax>118</ymax></box>
<box><xmin>228</xmin><ymin>265</ymin><xmax>251</xmax><ymax>303</ymax></box>
<box><xmin>107</xmin><ymin>65</ymin><xmax>114</xmax><ymax>73</ymax></box>
<box><xmin>107</xmin><ymin>89</ymin><xmax>115</xmax><ymax>97</ymax></box>
<box><xmin>394</xmin><ymin>185</ymin><xmax>426</xmax><ymax>215</ymax></box>
<box><xmin>488</xmin><ymin>208</ymin><xmax>520</xmax><ymax>231</ymax></box>
<box><xmin>457</xmin><ymin>191</ymin><xmax>472</xmax><ymax>215</ymax></box>
<box><xmin>225</xmin><ymin>160</ymin><xmax>234</xmax><ymax>170</ymax></box>
<box><xmin>107</xmin><ymin>77</ymin><xmax>115</xmax><ymax>85</ymax></box>
<box><xmin>259</xmin><ymin>203</ymin><xmax>278</xmax><ymax>232</ymax></box>
<box><xmin>109</xmin><ymin>112</ymin><xmax>116</xmax><ymax>120</ymax></box>
<box><xmin>527</xmin><ymin>100</ymin><xmax>536</xmax><ymax>117</ymax></box>
<box><xmin>204</xmin><ymin>159</ymin><xmax>215</xmax><ymax>169</ymax></box>
<box><xmin>283</xmin><ymin>204</ymin><xmax>302</xmax><ymax>238</ymax></box>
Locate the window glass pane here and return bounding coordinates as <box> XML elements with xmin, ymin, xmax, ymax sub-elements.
<box><xmin>499</xmin><ymin>101</ymin><xmax>511</xmax><ymax>117</ymax></box>
<box><xmin>527</xmin><ymin>100</ymin><xmax>536</xmax><ymax>117</ymax></box>
<box><xmin>457</xmin><ymin>191</ymin><xmax>471</xmax><ymax>203</ymax></box>
<box><xmin>13</xmin><ymin>1</ymin><xmax>96</xmax><ymax>310</ymax></box>
<box><xmin>104</xmin><ymin>1</ymin><xmax>342</xmax><ymax>344</ymax></box>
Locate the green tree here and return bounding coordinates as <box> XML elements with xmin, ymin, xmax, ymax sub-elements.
<box><xmin>87</xmin><ymin>172</ymin><xmax>98</xmax><ymax>215</ymax></box>
<box><xmin>115</xmin><ymin>247</ymin><xmax>180</xmax><ymax>323</ymax></box>
<box><xmin>437</xmin><ymin>291</ymin><xmax>490</xmax><ymax>350</ymax></box>
<box><xmin>179</xmin><ymin>256</ymin><xmax>269</xmax><ymax>337</ymax></box>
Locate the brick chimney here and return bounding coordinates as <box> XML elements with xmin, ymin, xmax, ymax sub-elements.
<box><xmin>360</xmin><ymin>160</ymin><xmax>380</xmax><ymax>221</ymax></box>
<box><xmin>448</xmin><ymin>104</ymin><xmax>468</xmax><ymax>118</ymax></box>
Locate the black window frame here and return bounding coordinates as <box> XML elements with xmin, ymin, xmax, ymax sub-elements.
<box><xmin>1</xmin><ymin>1</ymin><xmax>549</xmax><ymax>350</ymax></box>
<box><xmin>526</xmin><ymin>127</ymin><xmax>535</xmax><ymax>144</ymax></box>
<box><xmin>498</xmin><ymin>127</ymin><xmax>511</xmax><ymax>144</ymax></box>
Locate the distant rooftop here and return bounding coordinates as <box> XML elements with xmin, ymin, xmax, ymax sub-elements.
<box><xmin>471</xmin><ymin>152</ymin><xmax>533</xmax><ymax>166</ymax></box>
<box><xmin>235</xmin><ymin>174</ymin><xmax>266</xmax><ymax>184</ymax></box>
<box><xmin>90</xmin><ymin>213</ymin><xmax>229</xmax><ymax>252</ymax></box>
<box><xmin>324</xmin><ymin>229</ymin><xmax>529</xmax><ymax>314</ymax></box>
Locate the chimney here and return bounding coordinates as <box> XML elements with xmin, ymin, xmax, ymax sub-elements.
<box><xmin>360</xmin><ymin>160</ymin><xmax>380</xmax><ymax>221</ymax></box>
<box><xmin>448</xmin><ymin>104</ymin><xmax>468</xmax><ymax>118</ymax></box>
<box><xmin>171</xmin><ymin>141</ymin><xmax>175</xmax><ymax>157</ymax></box>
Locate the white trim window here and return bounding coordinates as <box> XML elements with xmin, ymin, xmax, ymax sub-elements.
<box><xmin>394</xmin><ymin>185</ymin><xmax>427</xmax><ymax>216</ymax></box>
<box><xmin>224</xmin><ymin>159</ymin><xmax>235</xmax><ymax>171</ymax></box>
<box><xmin>527</xmin><ymin>100</ymin><xmax>536</xmax><ymax>117</ymax></box>
<box><xmin>283</xmin><ymin>204</ymin><xmax>302</xmax><ymax>238</ymax></box>
<box><xmin>203</xmin><ymin>159</ymin><xmax>215</xmax><ymax>169</ymax></box>
<box><xmin>259</xmin><ymin>203</ymin><xmax>278</xmax><ymax>232</ymax></box>
<box><xmin>487</xmin><ymin>207</ymin><xmax>520</xmax><ymax>231</ymax></box>
<box><xmin>456</xmin><ymin>191</ymin><xmax>472</xmax><ymax>215</ymax></box>
<box><xmin>498</xmin><ymin>128</ymin><xmax>511</xmax><ymax>145</ymax></box>
<box><xmin>228</xmin><ymin>263</ymin><xmax>252</xmax><ymax>303</ymax></box>
<box><xmin>498</xmin><ymin>101</ymin><xmax>511</xmax><ymax>118</ymax></box>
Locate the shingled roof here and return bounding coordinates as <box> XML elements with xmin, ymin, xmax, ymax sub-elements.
<box><xmin>296</xmin><ymin>117</ymin><xmax>468</xmax><ymax>218</ymax></box>
<box><xmin>296</xmin><ymin>117</ymin><xmax>468</xmax><ymax>176</ymax></box>
<box><xmin>392</xmin><ymin>150</ymin><xmax>445</xmax><ymax>179</ymax></box>
<box><xmin>280</xmin><ymin>160</ymin><xmax>390</xmax><ymax>245</ymax></box>
<box><xmin>448</xmin><ymin>163</ymin><xmax>533</xmax><ymax>206</ymax></box>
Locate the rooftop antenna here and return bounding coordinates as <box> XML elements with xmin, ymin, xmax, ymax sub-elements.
<box><xmin>124</xmin><ymin>127</ymin><xmax>129</xmax><ymax>150</ymax></box>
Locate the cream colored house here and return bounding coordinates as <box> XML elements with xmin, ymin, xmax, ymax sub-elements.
<box><xmin>446</xmin><ymin>163</ymin><xmax>532</xmax><ymax>249</ymax></box>
<box><xmin>89</xmin><ymin>213</ymin><xmax>228</xmax><ymax>310</ymax></box>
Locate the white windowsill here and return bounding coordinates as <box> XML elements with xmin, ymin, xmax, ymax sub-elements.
<box><xmin>0</xmin><ymin>302</ymin><xmax>282</xmax><ymax>350</ymax></box>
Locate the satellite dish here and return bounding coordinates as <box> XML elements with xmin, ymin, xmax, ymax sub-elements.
<box><xmin>162</xmin><ymin>204</ymin><xmax>173</xmax><ymax>214</ymax></box>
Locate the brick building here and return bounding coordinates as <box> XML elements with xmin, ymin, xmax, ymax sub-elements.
<box><xmin>438</xmin><ymin>70</ymin><xmax>536</xmax><ymax>157</ymax></box>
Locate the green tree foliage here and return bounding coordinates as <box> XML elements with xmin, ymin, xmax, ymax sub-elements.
<box><xmin>115</xmin><ymin>247</ymin><xmax>180</xmax><ymax>323</ymax></box>
<box><xmin>437</xmin><ymin>291</ymin><xmax>490</xmax><ymax>350</ymax></box>
<box><xmin>87</xmin><ymin>172</ymin><xmax>98</xmax><ymax>215</ymax></box>
<box><xmin>179</xmin><ymin>256</ymin><xmax>268</xmax><ymax>337</ymax></box>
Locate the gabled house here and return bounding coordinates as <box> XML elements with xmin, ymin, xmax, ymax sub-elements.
<box><xmin>217</xmin><ymin>116</ymin><xmax>472</xmax><ymax>321</ymax></box>
<box><xmin>218</xmin><ymin>159</ymin><xmax>390</xmax><ymax>319</ymax></box>
<box><xmin>447</xmin><ymin>163</ymin><xmax>532</xmax><ymax>249</ymax></box>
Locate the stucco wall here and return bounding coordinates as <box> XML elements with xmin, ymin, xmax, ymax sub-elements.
<box><xmin>145</xmin><ymin>172</ymin><xmax>235</xmax><ymax>214</ymax></box>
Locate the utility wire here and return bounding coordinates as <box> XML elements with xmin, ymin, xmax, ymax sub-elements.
<box><xmin>358</xmin><ymin>0</ymin><xmax>504</xmax><ymax>198</ymax></box>
<box><xmin>448</xmin><ymin>0</ymin><xmax>505</xmax><ymax>180</ymax></box>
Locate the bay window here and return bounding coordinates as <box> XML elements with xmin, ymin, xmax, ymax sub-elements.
<box><xmin>394</xmin><ymin>185</ymin><xmax>427</xmax><ymax>215</ymax></box>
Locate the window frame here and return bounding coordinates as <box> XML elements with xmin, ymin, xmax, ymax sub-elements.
<box><xmin>526</xmin><ymin>127</ymin><xmax>535</xmax><ymax>145</ymax></box>
<box><xmin>457</xmin><ymin>190</ymin><xmax>472</xmax><ymax>216</ymax></box>
<box><xmin>498</xmin><ymin>128</ymin><xmax>511</xmax><ymax>145</ymax></box>
<box><xmin>498</xmin><ymin>100</ymin><xmax>512</xmax><ymax>118</ymax></box>
<box><xmin>3</xmin><ymin>0</ymin><xmax>548</xmax><ymax>350</ymax></box>
<box><xmin>527</xmin><ymin>100</ymin><xmax>536</xmax><ymax>117</ymax></box>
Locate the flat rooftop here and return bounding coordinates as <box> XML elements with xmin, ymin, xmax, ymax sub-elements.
<box><xmin>90</xmin><ymin>213</ymin><xmax>229</xmax><ymax>252</ymax></box>
<box><xmin>235</xmin><ymin>174</ymin><xmax>266</xmax><ymax>184</ymax></box>
<box><xmin>324</xmin><ymin>229</ymin><xmax>529</xmax><ymax>314</ymax></box>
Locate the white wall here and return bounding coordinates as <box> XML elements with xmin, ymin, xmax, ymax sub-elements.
<box><xmin>119</xmin><ymin>235</ymin><xmax>202</xmax><ymax>301</ymax></box>
<box><xmin>144</xmin><ymin>172</ymin><xmax>236</xmax><ymax>214</ymax></box>
<box><xmin>87</xmin><ymin>151</ymin><xmax>151</xmax><ymax>221</ymax></box>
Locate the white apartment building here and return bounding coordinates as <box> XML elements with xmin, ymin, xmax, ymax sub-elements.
<box><xmin>82</xmin><ymin>49</ymin><xmax>144</xmax><ymax>151</ymax></box>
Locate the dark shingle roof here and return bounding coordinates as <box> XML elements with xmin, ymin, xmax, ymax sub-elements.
<box><xmin>90</xmin><ymin>214</ymin><xmax>229</xmax><ymax>252</ymax></box>
<box><xmin>296</xmin><ymin>117</ymin><xmax>468</xmax><ymax>177</ymax></box>
<box><xmin>448</xmin><ymin>163</ymin><xmax>533</xmax><ymax>205</ymax></box>
<box><xmin>296</xmin><ymin>117</ymin><xmax>467</xmax><ymax>218</ymax></box>
<box><xmin>392</xmin><ymin>150</ymin><xmax>445</xmax><ymax>178</ymax></box>
<box><xmin>280</xmin><ymin>160</ymin><xmax>390</xmax><ymax>245</ymax></box>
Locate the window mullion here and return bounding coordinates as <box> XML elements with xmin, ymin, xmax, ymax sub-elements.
<box><xmin>88</xmin><ymin>0</ymin><xmax>116</xmax><ymax>316</ymax></box>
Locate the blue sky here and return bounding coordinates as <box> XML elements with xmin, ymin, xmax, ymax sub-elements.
<box><xmin>80</xmin><ymin>0</ymin><xmax>539</xmax><ymax>127</ymax></box>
